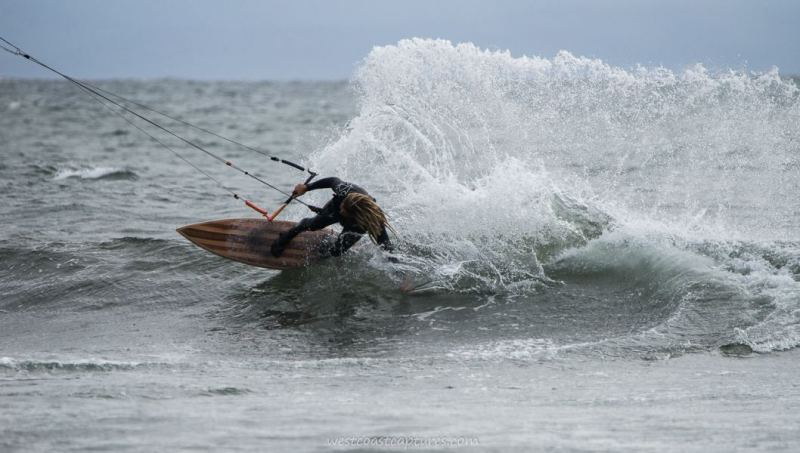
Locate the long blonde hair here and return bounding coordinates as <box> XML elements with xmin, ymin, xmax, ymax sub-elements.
<box><xmin>341</xmin><ymin>193</ymin><xmax>396</xmax><ymax>243</ymax></box>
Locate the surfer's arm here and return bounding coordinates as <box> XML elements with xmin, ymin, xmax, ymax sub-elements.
<box><xmin>295</xmin><ymin>177</ymin><xmax>359</xmax><ymax>198</ymax></box>
<box><xmin>303</xmin><ymin>177</ymin><xmax>342</xmax><ymax>192</ymax></box>
<box><xmin>376</xmin><ymin>229</ymin><xmax>400</xmax><ymax>263</ymax></box>
<box><xmin>376</xmin><ymin>227</ymin><xmax>394</xmax><ymax>253</ymax></box>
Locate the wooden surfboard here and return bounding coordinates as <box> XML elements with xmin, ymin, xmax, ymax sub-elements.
<box><xmin>177</xmin><ymin>219</ymin><xmax>336</xmax><ymax>270</ymax></box>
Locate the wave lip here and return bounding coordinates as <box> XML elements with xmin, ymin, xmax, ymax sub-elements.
<box><xmin>53</xmin><ymin>166</ymin><xmax>138</xmax><ymax>181</ymax></box>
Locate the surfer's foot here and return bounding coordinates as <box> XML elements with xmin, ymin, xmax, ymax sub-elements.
<box><xmin>270</xmin><ymin>241</ymin><xmax>286</xmax><ymax>257</ymax></box>
<box><xmin>271</xmin><ymin>232</ymin><xmax>293</xmax><ymax>257</ymax></box>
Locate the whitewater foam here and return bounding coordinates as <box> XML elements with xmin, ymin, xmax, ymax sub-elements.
<box><xmin>306</xmin><ymin>39</ymin><xmax>800</xmax><ymax>350</ymax></box>
<box><xmin>316</xmin><ymin>38</ymin><xmax>799</xmax><ymax>239</ymax></box>
<box><xmin>53</xmin><ymin>166</ymin><xmax>137</xmax><ymax>181</ymax></box>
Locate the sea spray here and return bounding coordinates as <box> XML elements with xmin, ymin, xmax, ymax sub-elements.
<box><xmin>309</xmin><ymin>39</ymin><xmax>800</xmax><ymax>349</ymax></box>
<box><xmin>315</xmin><ymin>38</ymin><xmax>799</xmax><ymax>242</ymax></box>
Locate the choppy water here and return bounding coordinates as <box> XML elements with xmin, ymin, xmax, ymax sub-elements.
<box><xmin>2</xmin><ymin>39</ymin><xmax>800</xmax><ymax>451</ymax></box>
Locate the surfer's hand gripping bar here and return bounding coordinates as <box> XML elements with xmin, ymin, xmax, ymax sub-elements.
<box><xmin>263</xmin><ymin>172</ymin><xmax>317</xmax><ymax>222</ymax></box>
<box><xmin>242</xmin><ymin>172</ymin><xmax>316</xmax><ymax>221</ymax></box>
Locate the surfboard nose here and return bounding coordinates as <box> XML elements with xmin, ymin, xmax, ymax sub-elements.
<box><xmin>176</xmin><ymin>223</ymin><xmax>200</xmax><ymax>241</ymax></box>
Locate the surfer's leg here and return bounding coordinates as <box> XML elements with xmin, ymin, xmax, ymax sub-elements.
<box><xmin>328</xmin><ymin>231</ymin><xmax>363</xmax><ymax>257</ymax></box>
<box><xmin>271</xmin><ymin>214</ymin><xmax>337</xmax><ymax>257</ymax></box>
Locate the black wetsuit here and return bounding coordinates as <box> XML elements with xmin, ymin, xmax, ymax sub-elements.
<box><xmin>271</xmin><ymin>177</ymin><xmax>393</xmax><ymax>257</ymax></box>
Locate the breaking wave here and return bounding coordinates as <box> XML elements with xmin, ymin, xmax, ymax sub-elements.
<box><xmin>303</xmin><ymin>38</ymin><xmax>800</xmax><ymax>352</ymax></box>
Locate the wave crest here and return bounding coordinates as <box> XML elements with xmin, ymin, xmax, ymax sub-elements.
<box><xmin>53</xmin><ymin>166</ymin><xmax>138</xmax><ymax>181</ymax></box>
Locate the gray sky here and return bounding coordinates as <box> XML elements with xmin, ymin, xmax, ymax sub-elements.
<box><xmin>1</xmin><ymin>0</ymin><xmax>798</xmax><ymax>80</ymax></box>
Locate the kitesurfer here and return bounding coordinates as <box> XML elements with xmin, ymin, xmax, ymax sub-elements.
<box><xmin>270</xmin><ymin>177</ymin><xmax>394</xmax><ymax>257</ymax></box>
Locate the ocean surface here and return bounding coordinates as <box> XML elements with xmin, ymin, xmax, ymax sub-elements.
<box><xmin>2</xmin><ymin>39</ymin><xmax>800</xmax><ymax>452</ymax></box>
